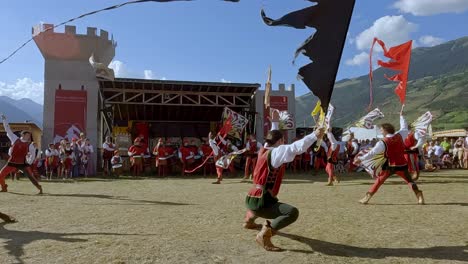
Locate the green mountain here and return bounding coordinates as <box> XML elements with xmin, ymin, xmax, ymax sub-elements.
<box><xmin>295</xmin><ymin>36</ymin><xmax>468</xmax><ymax>130</ymax></box>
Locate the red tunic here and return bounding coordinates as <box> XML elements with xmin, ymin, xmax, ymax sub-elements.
<box><xmin>200</xmin><ymin>144</ymin><xmax>212</xmax><ymax>157</ymax></box>
<box><xmin>303</xmin><ymin>146</ymin><xmax>312</xmax><ymax>162</ymax></box>
<box><xmin>383</xmin><ymin>134</ymin><xmax>407</xmax><ymax>167</ymax></box>
<box><xmin>179</xmin><ymin>146</ymin><xmax>193</xmax><ymax>160</ymax></box>
<box><xmin>404</xmin><ymin>132</ymin><xmax>416</xmax><ymax>148</ymax></box>
<box><xmin>247</xmin><ymin>148</ymin><xmax>286</xmax><ymax>198</ymax></box>
<box><xmin>347</xmin><ymin>140</ymin><xmax>355</xmax><ymax>156</ymax></box>
<box><xmin>9</xmin><ymin>139</ymin><xmax>29</xmax><ymax>165</ymax></box>
<box><xmin>327</xmin><ymin>144</ymin><xmax>341</xmax><ymax>164</ymax></box>
<box><xmin>128</xmin><ymin>145</ymin><xmax>146</xmax><ymax>156</ymax></box>
<box><xmin>246</xmin><ymin>140</ymin><xmax>258</xmax><ymax>157</ymax></box>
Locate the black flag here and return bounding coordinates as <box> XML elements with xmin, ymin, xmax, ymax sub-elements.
<box><xmin>261</xmin><ymin>0</ymin><xmax>356</xmax><ymax>111</ymax></box>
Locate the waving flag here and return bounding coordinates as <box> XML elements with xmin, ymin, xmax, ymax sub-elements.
<box><xmin>261</xmin><ymin>0</ymin><xmax>356</xmax><ymax>111</ymax></box>
<box><xmin>412</xmin><ymin>112</ymin><xmax>433</xmax><ymax>139</ymax></box>
<box><xmin>222</xmin><ymin>107</ymin><xmax>248</xmax><ymax>139</ymax></box>
<box><xmin>369</xmin><ymin>38</ymin><xmax>413</xmax><ymax>108</ymax></box>
<box><xmin>355</xmin><ymin>108</ymin><xmax>385</xmax><ymax>129</ymax></box>
<box><xmin>355</xmin><ymin>150</ymin><xmax>387</xmax><ymax>179</ymax></box>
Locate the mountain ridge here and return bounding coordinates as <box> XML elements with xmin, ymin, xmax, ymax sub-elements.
<box><xmin>295</xmin><ymin>36</ymin><xmax>468</xmax><ymax>130</ymax></box>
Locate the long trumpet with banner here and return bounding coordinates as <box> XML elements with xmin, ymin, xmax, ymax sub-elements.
<box><xmin>222</xmin><ymin>107</ymin><xmax>249</xmax><ymax>139</ymax></box>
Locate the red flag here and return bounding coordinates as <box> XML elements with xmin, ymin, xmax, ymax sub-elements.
<box><xmin>369</xmin><ymin>38</ymin><xmax>412</xmax><ymax>108</ymax></box>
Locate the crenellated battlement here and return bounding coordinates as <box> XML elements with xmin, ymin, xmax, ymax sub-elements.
<box><xmin>32</xmin><ymin>23</ymin><xmax>115</xmax><ymax>45</ymax></box>
<box><xmin>32</xmin><ymin>23</ymin><xmax>116</xmax><ymax>64</ymax></box>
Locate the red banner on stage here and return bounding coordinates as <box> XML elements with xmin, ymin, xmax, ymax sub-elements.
<box><xmin>53</xmin><ymin>90</ymin><xmax>87</xmax><ymax>143</ymax></box>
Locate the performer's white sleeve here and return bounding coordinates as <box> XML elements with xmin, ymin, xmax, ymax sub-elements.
<box><xmin>45</xmin><ymin>149</ymin><xmax>52</xmax><ymax>157</ymax></box>
<box><xmin>327</xmin><ymin>132</ymin><xmax>338</xmax><ymax>151</ymax></box>
<box><xmin>103</xmin><ymin>143</ymin><xmax>115</xmax><ymax>151</ymax></box>
<box><xmin>256</xmin><ymin>142</ymin><xmax>262</xmax><ymax>153</ymax></box>
<box><xmin>209</xmin><ymin>139</ymin><xmax>219</xmax><ymax>156</ymax></box>
<box><xmin>28</xmin><ymin>143</ymin><xmax>36</xmax><ymax>163</ymax></box>
<box><xmin>245</xmin><ymin>141</ymin><xmax>250</xmax><ymax>149</ymax></box>
<box><xmin>270</xmin><ymin>133</ymin><xmax>318</xmax><ymax>169</ymax></box>
<box><xmin>397</xmin><ymin>115</ymin><xmax>409</xmax><ymax>139</ymax></box>
<box><xmin>351</xmin><ymin>142</ymin><xmax>359</xmax><ymax>155</ymax></box>
<box><xmin>359</xmin><ymin>141</ymin><xmax>385</xmax><ymax>161</ymax></box>
<box><xmin>2</xmin><ymin>119</ymin><xmax>18</xmax><ymax>143</ymax></box>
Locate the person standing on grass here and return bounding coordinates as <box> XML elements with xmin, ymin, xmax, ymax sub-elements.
<box><xmin>102</xmin><ymin>136</ymin><xmax>116</xmax><ymax>176</ymax></box>
<box><xmin>325</xmin><ymin>129</ymin><xmax>340</xmax><ymax>186</ymax></box>
<box><xmin>243</xmin><ymin>134</ymin><xmax>262</xmax><ymax>181</ymax></box>
<box><xmin>244</xmin><ymin>110</ymin><xmax>324</xmax><ymax>251</ymax></box>
<box><xmin>453</xmin><ymin>137</ymin><xmax>464</xmax><ymax>169</ymax></box>
<box><xmin>440</xmin><ymin>137</ymin><xmax>451</xmax><ymax>154</ymax></box>
<box><xmin>81</xmin><ymin>138</ymin><xmax>95</xmax><ymax>177</ymax></box>
<box><xmin>354</xmin><ymin>105</ymin><xmax>424</xmax><ymax>205</ymax></box>
<box><xmin>0</xmin><ymin>114</ymin><xmax>42</xmax><ymax>194</ymax></box>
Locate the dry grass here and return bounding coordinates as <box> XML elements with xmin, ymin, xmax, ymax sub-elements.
<box><xmin>1</xmin><ymin>169</ymin><xmax>467</xmax><ymax>264</ymax></box>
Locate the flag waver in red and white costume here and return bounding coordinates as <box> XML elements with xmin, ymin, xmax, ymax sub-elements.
<box><xmin>0</xmin><ymin>114</ymin><xmax>42</xmax><ymax>194</ymax></box>
<box><xmin>355</xmin><ymin>106</ymin><xmax>424</xmax><ymax>205</ymax></box>
<box><xmin>244</xmin><ymin>111</ymin><xmax>324</xmax><ymax>251</ymax></box>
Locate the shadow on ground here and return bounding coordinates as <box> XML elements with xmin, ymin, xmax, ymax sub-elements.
<box><xmin>0</xmin><ymin>222</ymin><xmax>156</xmax><ymax>264</ymax></box>
<box><xmin>7</xmin><ymin>192</ymin><xmax>193</xmax><ymax>206</ymax></box>
<box><xmin>278</xmin><ymin>232</ymin><xmax>468</xmax><ymax>262</ymax></box>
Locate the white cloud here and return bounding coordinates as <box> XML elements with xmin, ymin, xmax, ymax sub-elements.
<box><xmin>394</xmin><ymin>0</ymin><xmax>468</xmax><ymax>16</ymax></box>
<box><xmin>0</xmin><ymin>78</ymin><xmax>44</xmax><ymax>104</ymax></box>
<box><xmin>109</xmin><ymin>60</ymin><xmax>164</xmax><ymax>80</ymax></box>
<box><xmin>345</xmin><ymin>52</ymin><xmax>369</xmax><ymax>66</ymax></box>
<box><xmin>419</xmin><ymin>35</ymin><xmax>445</xmax><ymax>47</ymax></box>
<box><xmin>109</xmin><ymin>60</ymin><xmax>131</xmax><ymax>78</ymax></box>
<box><xmin>355</xmin><ymin>15</ymin><xmax>418</xmax><ymax>51</ymax></box>
<box><xmin>144</xmin><ymin>70</ymin><xmax>155</xmax><ymax>79</ymax></box>
<box><xmin>221</xmin><ymin>78</ymin><xmax>232</xmax><ymax>83</ymax></box>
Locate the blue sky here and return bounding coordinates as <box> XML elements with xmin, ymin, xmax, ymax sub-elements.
<box><xmin>0</xmin><ymin>0</ymin><xmax>467</xmax><ymax>104</ymax></box>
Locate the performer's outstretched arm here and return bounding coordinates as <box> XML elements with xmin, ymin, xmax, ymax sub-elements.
<box><xmin>358</xmin><ymin>141</ymin><xmax>385</xmax><ymax>162</ymax></box>
<box><xmin>398</xmin><ymin>105</ymin><xmax>409</xmax><ymax>138</ymax></box>
<box><xmin>327</xmin><ymin>131</ymin><xmax>338</xmax><ymax>151</ymax></box>
<box><xmin>209</xmin><ymin>138</ymin><xmax>219</xmax><ymax>156</ymax></box>
<box><xmin>270</xmin><ymin>131</ymin><xmax>319</xmax><ymax>169</ymax></box>
<box><xmin>1</xmin><ymin>114</ymin><xmax>18</xmax><ymax>143</ymax></box>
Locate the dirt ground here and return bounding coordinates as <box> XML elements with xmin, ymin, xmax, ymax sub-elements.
<box><xmin>0</xmin><ymin>169</ymin><xmax>467</xmax><ymax>264</ymax></box>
